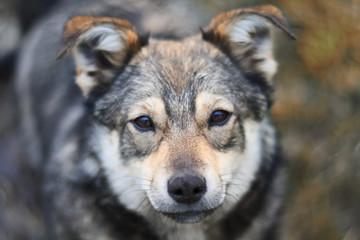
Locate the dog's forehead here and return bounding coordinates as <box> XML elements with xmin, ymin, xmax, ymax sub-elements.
<box><xmin>127</xmin><ymin>36</ymin><xmax>244</xmax><ymax>98</ymax></box>
<box><xmin>137</xmin><ymin>37</ymin><xmax>221</xmax><ymax>89</ymax></box>
<box><xmin>95</xmin><ymin>36</ymin><xmax>265</xmax><ymax>125</ymax></box>
<box><xmin>130</xmin><ymin>38</ymin><xmax>242</xmax><ymax>114</ymax></box>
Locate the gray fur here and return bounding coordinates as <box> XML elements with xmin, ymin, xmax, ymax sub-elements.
<box><xmin>13</xmin><ymin>1</ymin><xmax>291</xmax><ymax>239</ymax></box>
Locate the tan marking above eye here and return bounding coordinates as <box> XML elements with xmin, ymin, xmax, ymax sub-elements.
<box><xmin>195</xmin><ymin>91</ymin><xmax>234</xmax><ymax>126</ymax></box>
<box><xmin>76</xmin><ymin>68</ymin><xmax>83</xmax><ymax>75</ymax></box>
<box><xmin>128</xmin><ymin>97</ymin><xmax>167</xmax><ymax>129</ymax></box>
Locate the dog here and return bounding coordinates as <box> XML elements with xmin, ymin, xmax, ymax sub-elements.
<box><xmin>14</xmin><ymin>0</ymin><xmax>295</xmax><ymax>239</ymax></box>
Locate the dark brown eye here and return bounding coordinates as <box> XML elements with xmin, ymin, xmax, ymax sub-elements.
<box><xmin>132</xmin><ymin>116</ymin><xmax>155</xmax><ymax>131</ymax></box>
<box><xmin>209</xmin><ymin>110</ymin><xmax>231</xmax><ymax>126</ymax></box>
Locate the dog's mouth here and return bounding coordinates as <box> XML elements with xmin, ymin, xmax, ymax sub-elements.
<box><xmin>160</xmin><ymin>209</ymin><xmax>215</xmax><ymax>223</ymax></box>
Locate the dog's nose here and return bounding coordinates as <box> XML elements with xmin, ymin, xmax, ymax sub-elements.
<box><xmin>168</xmin><ymin>174</ymin><xmax>207</xmax><ymax>204</ymax></box>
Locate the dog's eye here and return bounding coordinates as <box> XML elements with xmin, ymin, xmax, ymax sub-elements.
<box><xmin>209</xmin><ymin>110</ymin><xmax>231</xmax><ymax>126</ymax></box>
<box><xmin>132</xmin><ymin>116</ymin><xmax>155</xmax><ymax>131</ymax></box>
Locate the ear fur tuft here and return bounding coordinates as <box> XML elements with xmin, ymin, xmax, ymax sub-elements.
<box><xmin>57</xmin><ymin>16</ymin><xmax>141</xmax><ymax>59</ymax></box>
<box><xmin>203</xmin><ymin>5</ymin><xmax>295</xmax><ymax>82</ymax></box>
<box><xmin>57</xmin><ymin>16</ymin><xmax>143</xmax><ymax>97</ymax></box>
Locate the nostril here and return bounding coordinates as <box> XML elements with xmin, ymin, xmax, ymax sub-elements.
<box><xmin>193</xmin><ymin>186</ymin><xmax>203</xmax><ymax>194</ymax></box>
<box><xmin>168</xmin><ymin>174</ymin><xmax>207</xmax><ymax>204</ymax></box>
<box><xmin>174</xmin><ymin>188</ymin><xmax>183</xmax><ymax>196</ymax></box>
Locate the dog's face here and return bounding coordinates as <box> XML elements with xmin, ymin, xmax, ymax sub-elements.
<box><xmin>59</xmin><ymin>5</ymin><xmax>294</xmax><ymax>224</ymax></box>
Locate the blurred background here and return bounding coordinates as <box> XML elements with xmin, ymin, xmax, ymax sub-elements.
<box><xmin>0</xmin><ymin>0</ymin><xmax>359</xmax><ymax>239</ymax></box>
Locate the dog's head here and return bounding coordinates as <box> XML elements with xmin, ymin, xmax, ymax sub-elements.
<box><xmin>59</xmin><ymin>5</ymin><xmax>294</xmax><ymax>224</ymax></box>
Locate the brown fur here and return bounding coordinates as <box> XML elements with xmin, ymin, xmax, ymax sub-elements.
<box><xmin>58</xmin><ymin>16</ymin><xmax>142</xmax><ymax>60</ymax></box>
<box><xmin>131</xmin><ymin>92</ymin><xmax>239</xmax><ymax>185</ymax></box>
<box><xmin>204</xmin><ymin>5</ymin><xmax>296</xmax><ymax>47</ymax></box>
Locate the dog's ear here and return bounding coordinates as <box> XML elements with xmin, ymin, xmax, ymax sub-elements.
<box><xmin>203</xmin><ymin>5</ymin><xmax>295</xmax><ymax>84</ymax></box>
<box><xmin>58</xmin><ymin>16</ymin><xmax>145</xmax><ymax>97</ymax></box>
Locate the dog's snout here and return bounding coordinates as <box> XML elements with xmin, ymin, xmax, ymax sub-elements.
<box><xmin>168</xmin><ymin>174</ymin><xmax>207</xmax><ymax>204</ymax></box>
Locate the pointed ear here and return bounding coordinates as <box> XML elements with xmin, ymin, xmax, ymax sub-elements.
<box><xmin>58</xmin><ymin>16</ymin><xmax>146</xmax><ymax>97</ymax></box>
<box><xmin>203</xmin><ymin>5</ymin><xmax>295</xmax><ymax>84</ymax></box>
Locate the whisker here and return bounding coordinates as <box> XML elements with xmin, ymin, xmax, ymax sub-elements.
<box><xmin>225</xmin><ymin>192</ymin><xmax>238</xmax><ymax>202</ymax></box>
<box><xmin>119</xmin><ymin>188</ymin><xmax>148</xmax><ymax>197</ymax></box>
<box><xmin>137</xmin><ymin>197</ymin><xmax>151</xmax><ymax>213</ymax></box>
<box><xmin>112</xmin><ymin>176</ymin><xmax>151</xmax><ymax>182</ymax></box>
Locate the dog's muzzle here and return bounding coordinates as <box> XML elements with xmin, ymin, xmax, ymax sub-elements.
<box><xmin>157</xmin><ymin>173</ymin><xmax>213</xmax><ymax>223</ymax></box>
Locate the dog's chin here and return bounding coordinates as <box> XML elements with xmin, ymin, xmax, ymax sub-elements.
<box><xmin>160</xmin><ymin>209</ymin><xmax>215</xmax><ymax>224</ymax></box>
